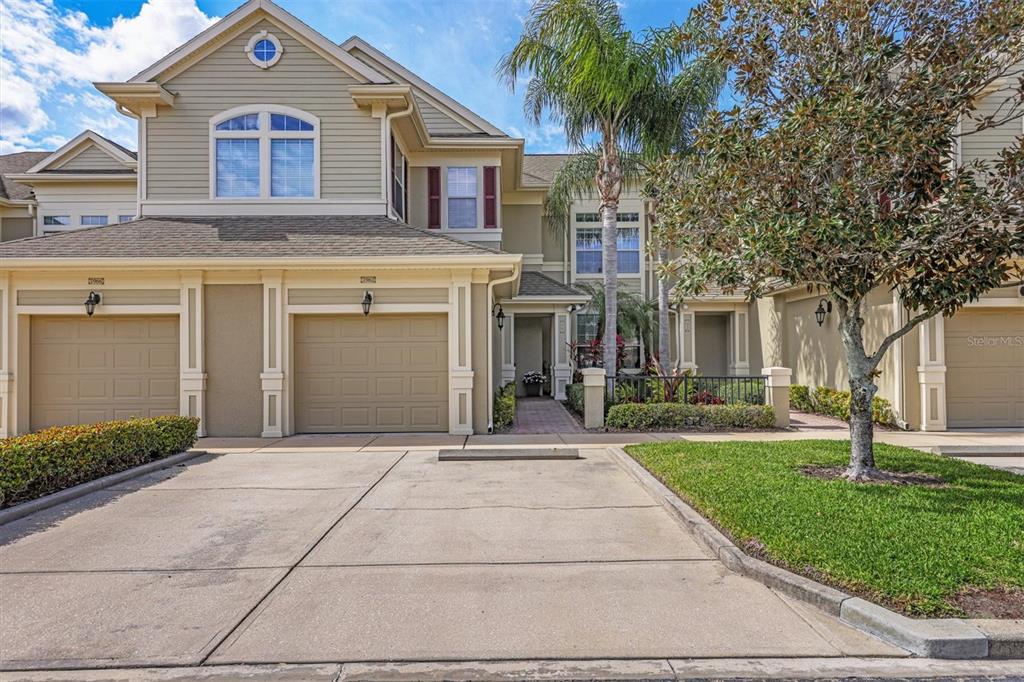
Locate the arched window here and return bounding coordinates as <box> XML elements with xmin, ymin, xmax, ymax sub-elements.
<box><xmin>210</xmin><ymin>107</ymin><xmax>319</xmax><ymax>199</ymax></box>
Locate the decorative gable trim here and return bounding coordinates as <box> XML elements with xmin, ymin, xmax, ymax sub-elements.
<box><xmin>129</xmin><ymin>0</ymin><xmax>389</xmax><ymax>85</ymax></box>
<box><xmin>26</xmin><ymin>130</ymin><xmax>136</xmax><ymax>174</ymax></box>
<box><xmin>341</xmin><ymin>36</ymin><xmax>507</xmax><ymax>137</ymax></box>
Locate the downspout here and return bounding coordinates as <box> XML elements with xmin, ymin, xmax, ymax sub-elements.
<box><xmin>383</xmin><ymin>99</ymin><xmax>414</xmax><ymax>218</ymax></box>
<box><xmin>486</xmin><ymin>263</ymin><xmax>521</xmax><ymax>433</ymax></box>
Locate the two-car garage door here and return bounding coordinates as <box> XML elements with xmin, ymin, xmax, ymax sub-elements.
<box><xmin>293</xmin><ymin>314</ymin><xmax>448</xmax><ymax>433</ymax></box>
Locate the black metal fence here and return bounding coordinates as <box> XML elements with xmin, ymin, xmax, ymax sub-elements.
<box><xmin>609</xmin><ymin>374</ymin><xmax>767</xmax><ymax>406</ymax></box>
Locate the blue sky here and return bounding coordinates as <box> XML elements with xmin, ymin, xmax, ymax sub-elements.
<box><xmin>0</xmin><ymin>0</ymin><xmax>702</xmax><ymax>154</ymax></box>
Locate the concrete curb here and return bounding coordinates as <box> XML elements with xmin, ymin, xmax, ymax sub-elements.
<box><xmin>608</xmin><ymin>446</ymin><xmax>1023</xmax><ymax>660</ymax></box>
<box><xmin>0</xmin><ymin>449</ymin><xmax>208</xmax><ymax>526</ymax></box>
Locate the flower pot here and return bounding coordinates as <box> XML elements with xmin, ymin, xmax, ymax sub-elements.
<box><xmin>525</xmin><ymin>383</ymin><xmax>542</xmax><ymax>397</ymax></box>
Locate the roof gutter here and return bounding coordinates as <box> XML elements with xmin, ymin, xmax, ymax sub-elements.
<box><xmin>486</xmin><ymin>263</ymin><xmax>522</xmax><ymax>434</ymax></box>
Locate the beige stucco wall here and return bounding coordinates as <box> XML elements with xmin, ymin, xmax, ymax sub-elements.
<box><xmin>783</xmin><ymin>287</ymin><xmax>897</xmax><ymax>403</ymax></box>
<box><xmin>501</xmin><ymin>204</ymin><xmax>543</xmax><ymax>256</ymax></box>
<box><xmin>204</xmin><ymin>284</ymin><xmax>263</xmax><ymax>436</ymax></box>
<box><xmin>1</xmin><ymin>217</ymin><xmax>34</xmax><ymax>242</ymax></box>
<box><xmin>148</xmin><ymin>18</ymin><xmax>380</xmax><ymax>200</ymax></box>
<box><xmin>749</xmin><ymin>296</ymin><xmax>785</xmax><ymax>372</ymax></box>
<box><xmin>58</xmin><ymin>145</ymin><xmax>128</xmax><ymax>171</ymax></box>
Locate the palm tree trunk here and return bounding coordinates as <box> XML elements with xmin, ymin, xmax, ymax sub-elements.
<box><xmin>657</xmin><ymin>247</ymin><xmax>671</xmax><ymax>366</ymax></box>
<box><xmin>601</xmin><ymin>202</ymin><xmax>619</xmax><ymax>374</ymax></box>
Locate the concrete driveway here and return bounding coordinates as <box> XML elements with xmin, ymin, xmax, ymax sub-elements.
<box><xmin>0</xmin><ymin>442</ymin><xmax>904</xmax><ymax>672</ymax></box>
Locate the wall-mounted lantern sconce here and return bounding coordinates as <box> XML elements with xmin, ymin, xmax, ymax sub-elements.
<box><xmin>84</xmin><ymin>291</ymin><xmax>102</xmax><ymax>316</ymax></box>
<box><xmin>492</xmin><ymin>303</ymin><xmax>505</xmax><ymax>330</ymax></box>
<box><xmin>814</xmin><ymin>298</ymin><xmax>832</xmax><ymax>327</ymax></box>
<box><xmin>361</xmin><ymin>290</ymin><xmax>373</xmax><ymax>316</ymax></box>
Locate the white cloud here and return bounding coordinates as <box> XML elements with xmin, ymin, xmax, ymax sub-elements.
<box><xmin>0</xmin><ymin>0</ymin><xmax>216</xmax><ymax>153</ymax></box>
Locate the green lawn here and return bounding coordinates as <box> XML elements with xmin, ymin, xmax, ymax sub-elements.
<box><xmin>625</xmin><ymin>440</ymin><xmax>1024</xmax><ymax>617</ymax></box>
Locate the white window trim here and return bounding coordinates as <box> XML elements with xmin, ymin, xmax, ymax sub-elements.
<box><xmin>209</xmin><ymin>105</ymin><xmax>321</xmax><ymax>201</ymax></box>
<box><xmin>245</xmin><ymin>30</ymin><xmax>283</xmax><ymax>69</ymax></box>
<box><xmin>571</xmin><ymin>225</ymin><xmax>643</xmax><ymax>278</ymax></box>
<box><xmin>435</xmin><ymin>163</ymin><xmax>501</xmax><ymax>235</ymax></box>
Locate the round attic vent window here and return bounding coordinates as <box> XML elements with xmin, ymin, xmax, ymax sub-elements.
<box><xmin>246</xmin><ymin>31</ymin><xmax>282</xmax><ymax>69</ymax></box>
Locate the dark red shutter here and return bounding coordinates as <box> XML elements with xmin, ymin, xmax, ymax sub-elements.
<box><xmin>427</xmin><ymin>166</ymin><xmax>441</xmax><ymax>229</ymax></box>
<box><xmin>483</xmin><ymin>166</ymin><xmax>497</xmax><ymax>229</ymax></box>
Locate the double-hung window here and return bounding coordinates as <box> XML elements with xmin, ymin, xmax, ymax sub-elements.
<box><xmin>575</xmin><ymin>227</ymin><xmax>641</xmax><ymax>274</ymax></box>
<box><xmin>212</xmin><ymin>108</ymin><xmax>318</xmax><ymax>199</ymax></box>
<box><xmin>446</xmin><ymin>167</ymin><xmax>477</xmax><ymax>228</ymax></box>
<box><xmin>80</xmin><ymin>215</ymin><xmax>108</xmax><ymax>227</ymax></box>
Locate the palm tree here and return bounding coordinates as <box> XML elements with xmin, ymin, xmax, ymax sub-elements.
<box><xmin>574</xmin><ymin>281</ymin><xmax>654</xmax><ymax>365</ymax></box>
<box><xmin>498</xmin><ymin>0</ymin><xmax>695</xmax><ymax>374</ymax></box>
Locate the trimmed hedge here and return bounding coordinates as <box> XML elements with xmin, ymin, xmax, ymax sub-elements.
<box><xmin>790</xmin><ymin>384</ymin><xmax>897</xmax><ymax>426</ymax></box>
<box><xmin>493</xmin><ymin>382</ymin><xmax>516</xmax><ymax>431</ymax></box>
<box><xmin>565</xmin><ymin>383</ymin><xmax>585</xmax><ymax>416</ymax></box>
<box><xmin>606</xmin><ymin>402</ymin><xmax>775</xmax><ymax>431</ymax></box>
<box><xmin>0</xmin><ymin>416</ymin><xmax>200</xmax><ymax>508</ymax></box>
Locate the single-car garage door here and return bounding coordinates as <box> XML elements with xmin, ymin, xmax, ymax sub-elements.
<box><xmin>944</xmin><ymin>309</ymin><xmax>1024</xmax><ymax>428</ymax></box>
<box><xmin>30</xmin><ymin>316</ymin><xmax>180</xmax><ymax>431</ymax></box>
<box><xmin>294</xmin><ymin>314</ymin><xmax>448</xmax><ymax>433</ymax></box>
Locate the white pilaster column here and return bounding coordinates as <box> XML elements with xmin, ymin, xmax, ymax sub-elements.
<box><xmin>552</xmin><ymin>311</ymin><xmax>572</xmax><ymax>400</ymax></box>
<box><xmin>679</xmin><ymin>309</ymin><xmax>697</xmax><ymax>371</ymax></box>
<box><xmin>448</xmin><ymin>275</ymin><xmax>474</xmax><ymax>435</ymax></box>
<box><xmin>179</xmin><ymin>272</ymin><xmax>206</xmax><ymax>436</ymax></box>
<box><xmin>728</xmin><ymin>309</ymin><xmax>750</xmax><ymax>376</ymax></box>
<box><xmin>917</xmin><ymin>314</ymin><xmax>947</xmax><ymax>431</ymax></box>
<box><xmin>0</xmin><ymin>273</ymin><xmax>13</xmax><ymax>438</ymax></box>
<box><xmin>261</xmin><ymin>271</ymin><xmax>285</xmax><ymax>438</ymax></box>
<box><xmin>500</xmin><ymin>311</ymin><xmax>516</xmax><ymax>386</ymax></box>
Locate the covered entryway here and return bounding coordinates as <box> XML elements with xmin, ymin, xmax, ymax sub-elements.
<box><xmin>293</xmin><ymin>313</ymin><xmax>448</xmax><ymax>433</ymax></box>
<box><xmin>944</xmin><ymin>308</ymin><xmax>1024</xmax><ymax>428</ymax></box>
<box><xmin>29</xmin><ymin>315</ymin><xmax>179</xmax><ymax>431</ymax></box>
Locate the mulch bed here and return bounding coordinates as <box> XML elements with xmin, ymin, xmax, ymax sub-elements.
<box><xmin>801</xmin><ymin>465</ymin><xmax>947</xmax><ymax>487</ymax></box>
<box><xmin>949</xmin><ymin>586</ymin><xmax>1024</xmax><ymax>619</ymax></box>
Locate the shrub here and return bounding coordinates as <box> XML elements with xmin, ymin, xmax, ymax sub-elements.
<box><xmin>493</xmin><ymin>383</ymin><xmax>516</xmax><ymax>431</ymax></box>
<box><xmin>789</xmin><ymin>384</ymin><xmax>897</xmax><ymax>427</ymax></box>
<box><xmin>606</xmin><ymin>402</ymin><xmax>775</xmax><ymax>431</ymax></box>
<box><xmin>565</xmin><ymin>383</ymin><xmax>585</xmax><ymax>415</ymax></box>
<box><xmin>0</xmin><ymin>416</ymin><xmax>199</xmax><ymax>508</ymax></box>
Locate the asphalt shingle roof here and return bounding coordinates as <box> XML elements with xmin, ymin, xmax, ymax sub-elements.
<box><xmin>0</xmin><ymin>215</ymin><xmax>506</xmax><ymax>260</ymax></box>
<box><xmin>521</xmin><ymin>154</ymin><xmax>572</xmax><ymax>186</ymax></box>
<box><xmin>517</xmin><ymin>271</ymin><xmax>587</xmax><ymax>298</ymax></box>
<box><xmin>0</xmin><ymin>151</ymin><xmax>50</xmax><ymax>201</ymax></box>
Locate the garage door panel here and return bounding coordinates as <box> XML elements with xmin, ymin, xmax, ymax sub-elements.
<box><xmin>944</xmin><ymin>309</ymin><xmax>1024</xmax><ymax>428</ymax></box>
<box><xmin>31</xmin><ymin>316</ymin><xmax>179</xmax><ymax>431</ymax></box>
<box><xmin>295</xmin><ymin>314</ymin><xmax>448</xmax><ymax>433</ymax></box>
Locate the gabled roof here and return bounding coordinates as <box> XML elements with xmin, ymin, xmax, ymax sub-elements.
<box><xmin>0</xmin><ymin>151</ymin><xmax>50</xmax><ymax>202</ymax></box>
<box><xmin>25</xmin><ymin>130</ymin><xmax>136</xmax><ymax>174</ymax></box>
<box><xmin>0</xmin><ymin>215</ymin><xmax>512</xmax><ymax>262</ymax></box>
<box><xmin>128</xmin><ymin>0</ymin><xmax>389</xmax><ymax>85</ymax></box>
<box><xmin>341</xmin><ymin>36</ymin><xmax>507</xmax><ymax>138</ymax></box>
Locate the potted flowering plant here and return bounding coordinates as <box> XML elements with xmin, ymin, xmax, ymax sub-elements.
<box><xmin>521</xmin><ymin>370</ymin><xmax>548</xmax><ymax>397</ymax></box>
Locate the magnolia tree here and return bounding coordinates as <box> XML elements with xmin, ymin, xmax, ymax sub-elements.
<box><xmin>653</xmin><ymin>0</ymin><xmax>1024</xmax><ymax>481</ymax></box>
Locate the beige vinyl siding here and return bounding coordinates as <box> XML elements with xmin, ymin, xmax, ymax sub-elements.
<box><xmin>962</xmin><ymin>77</ymin><xmax>1023</xmax><ymax>167</ymax></box>
<box><xmin>57</xmin><ymin>145</ymin><xmax>129</xmax><ymax>171</ymax></box>
<box><xmin>415</xmin><ymin>94</ymin><xmax>473</xmax><ymax>135</ymax></box>
<box><xmin>346</xmin><ymin>46</ymin><xmax>479</xmax><ymax>136</ymax></box>
<box><xmin>32</xmin><ymin>181</ymin><xmax>137</xmax><ymax>230</ymax></box>
<box><xmin>407</xmin><ymin>166</ymin><xmax>428</xmax><ymax>228</ymax></box>
<box><xmin>148</xmin><ymin>19</ymin><xmax>381</xmax><ymax>200</ymax></box>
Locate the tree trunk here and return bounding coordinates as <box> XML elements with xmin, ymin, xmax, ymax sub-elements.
<box><xmin>656</xmin><ymin>247</ymin><xmax>671</xmax><ymax>366</ymax></box>
<box><xmin>836</xmin><ymin>299</ymin><xmax>880</xmax><ymax>480</ymax></box>
<box><xmin>601</xmin><ymin>201</ymin><xmax>619</xmax><ymax>374</ymax></box>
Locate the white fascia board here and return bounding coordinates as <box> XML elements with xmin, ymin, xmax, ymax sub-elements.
<box><xmin>341</xmin><ymin>36</ymin><xmax>507</xmax><ymax>136</ymax></box>
<box><xmin>130</xmin><ymin>0</ymin><xmax>389</xmax><ymax>85</ymax></box>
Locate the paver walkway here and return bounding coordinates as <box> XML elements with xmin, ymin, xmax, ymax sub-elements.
<box><xmin>0</xmin><ymin>445</ymin><xmax>902</xmax><ymax>673</ymax></box>
<box><xmin>510</xmin><ymin>396</ymin><xmax>583</xmax><ymax>434</ymax></box>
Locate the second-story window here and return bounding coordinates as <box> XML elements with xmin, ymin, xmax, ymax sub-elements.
<box><xmin>574</xmin><ymin>227</ymin><xmax>641</xmax><ymax>274</ymax></box>
<box><xmin>447</xmin><ymin>167</ymin><xmax>477</xmax><ymax>228</ymax></box>
<box><xmin>212</xmin><ymin>108</ymin><xmax>318</xmax><ymax>199</ymax></box>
